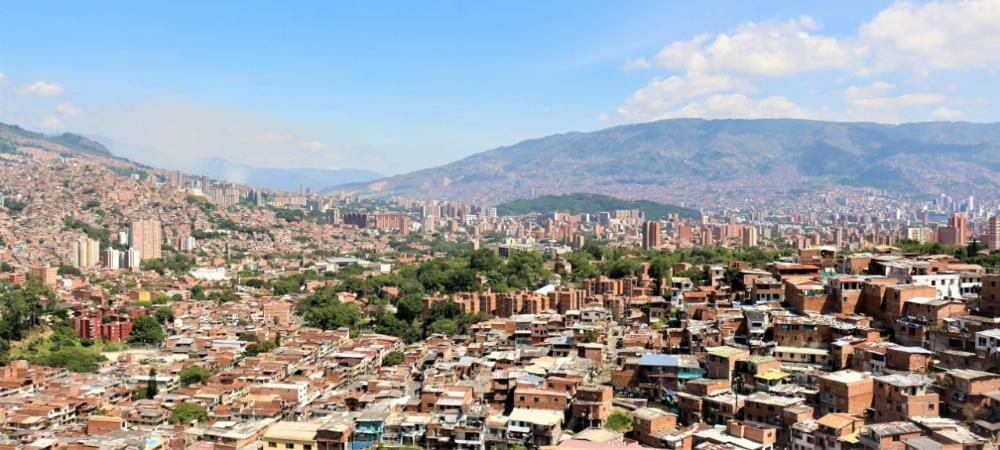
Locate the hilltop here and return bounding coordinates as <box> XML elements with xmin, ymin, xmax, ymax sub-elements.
<box><xmin>0</xmin><ymin>123</ymin><xmax>115</xmax><ymax>158</ymax></box>
<box><xmin>329</xmin><ymin>118</ymin><xmax>1000</xmax><ymax>205</ymax></box>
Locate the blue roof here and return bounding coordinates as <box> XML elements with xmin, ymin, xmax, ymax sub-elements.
<box><xmin>518</xmin><ymin>374</ymin><xmax>545</xmax><ymax>384</ymax></box>
<box><xmin>639</xmin><ymin>354</ymin><xmax>678</xmax><ymax>367</ymax></box>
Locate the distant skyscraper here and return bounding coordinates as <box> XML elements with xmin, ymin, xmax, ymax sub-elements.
<box><xmin>129</xmin><ymin>219</ymin><xmax>162</xmax><ymax>261</ymax></box>
<box><xmin>72</xmin><ymin>237</ymin><xmax>100</xmax><ymax>268</ymax></box>
<box><xmin>641</xmin><ymin>221</ymin><xmax>662</xmax><ymax>250</ymax></box>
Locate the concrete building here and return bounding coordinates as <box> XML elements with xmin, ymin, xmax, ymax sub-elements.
<box><xmin>129</xmin><ymin>219</ymin><xmax>162</xmax><ymax>261</ymax></box>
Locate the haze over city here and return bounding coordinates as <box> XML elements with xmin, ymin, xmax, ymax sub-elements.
<box><xmin>0</xmin><ymin>2</ymin><xmax>999</xmax><ymax>450</ymax></box>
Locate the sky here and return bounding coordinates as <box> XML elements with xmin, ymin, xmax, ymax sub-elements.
<box><xmin>1</xmin><ymin>1</ymin><xmax>1000</xmax><ymax>175</ymax></box>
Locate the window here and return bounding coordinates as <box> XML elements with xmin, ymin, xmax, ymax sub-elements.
<box><xmin>286</xmin><ymin>444</ymin><xmax>294</xmax><ymax>449</ymax></box>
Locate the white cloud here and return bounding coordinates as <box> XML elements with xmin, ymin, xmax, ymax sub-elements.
<box><xmin>300</xmin><ymin>140</ymin><xmax>328</xmax><ymax>151</ymax></box>
<box><xmin>620</xmin><ymin>57</ymin><xmax>652</xmax><ymax>71</ymax></box>
<box><xmin>23</xmin><ymin>80</ymin><xmax>64</xmax><ymax>96</ymax></box>
<box><xmin>932</xmin><ymin>107</ymin><xmax>963</xmax><ymax>120</ymax></box>
<box><xmin>56</xmin><ymin>102</ymin><xmax>81</xmax><ymax>116</ymax></box>
<box><xmin>666</xmin><ymin>94</ymin><xmax>813</xmax><ymax>120</ymax></box>
<box><xmin>860</xmin><ymin>0</ymin><xmax>1000</xmax><ymax>72</ymax></box>
<box><xmin>655</xmin><ymin>16</ymin><xmax>862</xmax><ymax>77</ymax></box>
<box><xmin>0</xmin><ymin>72</ymin><xmax>7</xmax><ymax>86</ymax></box>
<box><xmin>597</xmin><ymin>113</ymin><xmax>612</xmax><ymax>124</ymax></box>
<box><xmin>839</xmin><ymin>81</ymin><xmax>954</xmax><ymax>122</ymax></box>
<box><xmin>40</xmin><ymin>117</ymin><xmax>62</xmax><ymax>129</ymax></box>
<box><xmin>842</xmin><ymin>81</ymin><xmax>947</xmax><ymax>109</ymax></box>
<box><xmin>617</xmin><ymin>72</ymin><xmax>751</xmax><ymax>121</ymax></box>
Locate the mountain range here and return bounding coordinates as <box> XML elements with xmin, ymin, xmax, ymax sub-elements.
<box><xmin>329</xmin><ymin>118</ymin><xmax>1000</xmax><ymax>205</ymax></box>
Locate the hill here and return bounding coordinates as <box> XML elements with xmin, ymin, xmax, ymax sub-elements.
<box><xmin>496</xmin><ymin>193</ymin><xmax>697</xmax><ymax>219</ymax></box>
<box><xmin>0</xmin><ymin>123</ymin><xmax>115</xmax><ymax>158</ymax></box>
<box><xmin>329</xmin><ymin>118</ymin><xmax>1000</xmax><ymax>205</ymax></box>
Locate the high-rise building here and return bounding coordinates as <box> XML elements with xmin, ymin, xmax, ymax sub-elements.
<box><xmin>641</xmin><ymin>221</ymin><xmax>662</xmax><ymax>250</ymax></box>
<box><xmin>102</xmin><ymin>248</ymin><xmax>121</xmax><ymax>270</ymax></box>
<box><xmin>327</xmin><ymin>207</ymin><xmax>342</xmax><ymax>225</ymax></box>
<box><xmin>30</xmin><ymin>265</ymin><xmax>58</xmax><ymax>287</ymax></box>
<box><xmin>740</xmin><ymin>226</ymin><xmax>758</xmax><ymax>248</ymax></box>
<box><xmin>129</xmin><ymin>219</ymin><xmax>162</xmax><ymax>261</ymax></box>
<box><xmin>906</xmin><ymin>226</ymin><xmax>932</xmax><ymax>244</ymax></box>
<box><xmin>72</xmin><ymin>237</ymin><xmax>101</xmax><ymax>268</ymax></box>
<box><xmin>988</xmin><ymin>216</ymin><xmax>1000</xmax><ymax>251</ymax></box>
<box><xmin>938</xmin><ymin>213</ymin><xmax>969</xmax><ymax>246</ymax></box>
<box><xmin>179</xmin><ymin>236</ymin><xmax>196</xmax><ymax>252</ymax></box>
<box><xmin>123</xmin><ymin>248</ymin><xmax>142</xmax><ymax>269</ymax></box>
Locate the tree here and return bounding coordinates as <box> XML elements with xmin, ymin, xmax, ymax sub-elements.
<box><xmin>129</xmin><ymin>315</ymin><xmax>165</xmax><ymax>345</ymax></box>
<box><xmin>300</xmin><ymin>301</ymin><xmax>363</xmax><ymax>330</ymax></box>
<box><xmin>601</xmin><ymin>258</ymin><xmax>641</xmax><ymax>279</ymax></box>
<box><xmin>154</xmin><ymin>306</ymin><xmax>175</xmax><ymax>324</ymax></box>
<box><xmin>676</xmin><ymin>267</ymin><xmax>706</xmax><ymax>287</ymax></box>
<box><xmin>374</xmin><ymin>314</ymin><xmax>420</xmax><ymax>343</ymax></box>
<box><xmin>604</xmin><ymin>411</ymin><xmax>633</xmax><ymax>432</ymax></box>
<box><xmin>146</xmin><ymin>368</ymin><xmax>159</xmax><ymax>399</ymax></box>
<box><xmin>169</xmin><ymin>402</ymin><xmax>208</xmax><ymax>424</ymax></box>
<box><xmin>396</xmin><ymin>295</ymin><xmax>424</xmax><ymax>323</ymax></box>
<box><xmin>469</xmin><ymin>249</ymin><xmax>502</xmax><ymax>272</ymax></box>
<box><xmin>428</xmin><ymin>301</ymin><xmax>462</xmax><ymax>322</ymax></box>
<box><xmin>57</xmin><ymin>264</ymin><xmax>82</xmax><ymax>276</ymax></box>
<box><xmin>179</xmin><ymin>365</ymin><xmax>212</xmax><ymax>386</ymax></box>
<box><xmin>427</xmin><ymin>318</ymin><xmax>459</xmax><ymax>336</ymax></box>
<box><xmin>383</xmin><ymin>351</ymin><xmax>404</xmax><ymax>367</ymax></box>
<box><xmin>39</xmin><ymin>345</ymin><xmax>106</xmax><ymax>373</ymax></box>
<box><xmin>648</xmin><ymin>255</ymin><xmax>672</xmax><ymax>295</ymax></box>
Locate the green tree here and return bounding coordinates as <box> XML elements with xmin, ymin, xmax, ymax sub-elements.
<box><xmin>427</xmin><ymin>318</ymin><xmax>459</xmax><ymax>336</ymax></box>
<box><xmin>179</xmin><ymin>365</ymin><xmax>212</xmax><ymax>386</ymax></box>
<box><xmin>396</xmin><ymin>295</ymin><xmax>424</xmax><ymax>323</ymax></box>
<box><xmin>601</xmin><ymin>258</ymin><xmax>641</xmax><ymax>279</ymax></box>
<box><xmin>469</xmin><ymin>249</ymin><xmax>502</xmax><ymax>272</ymax></box>
<box><xmin>383</xmin><ymin>351</ymin><xmax>405</xmax><ymax>367</ymax></box>
<box><xmin>129</xmin><ymin>315</ymin><xmax>165</xmax><ymax>345</ymax></box>
<box><xmin>299</xmin><ymin>300</ymin><xmax>363</xmax><ymax>331</ymax></box>
<box><xmin>169</xmin><ymin>402</ymin><xmax>208</xmax><ymax>424</ymax></box>
<box><xmin>244</xmin><ymin>340</ymin><xmax>277</xmax><ymax>356</ymax></box>
<box><xmin>39</xmin><ymin>345</ymin><xmax>106</xmax><ymax>373</ymax></box>
<box><xmin>154</xmin><ymin>306</ymin><xmax>175</xmax><ymax>324</ymax></box>
<box><xmin>57</xmin><ymin>264</ymin><xmax>82</xmax><ymax>276</ymax></box>
<box><xmin>604</xmin><ymin>411</ymin><xmax>633</xmax><ymax>432</ymax></box>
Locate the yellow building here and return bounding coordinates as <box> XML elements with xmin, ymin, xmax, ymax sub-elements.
<box><xmin>263</xmin><ymin>421</ymin><xmax>320</xmax><ymax>450</ymax></box>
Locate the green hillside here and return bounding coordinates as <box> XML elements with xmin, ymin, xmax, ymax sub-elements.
<box><xmin>496</xmin><ymin>193</ymin><xmax>697</xmax><ymax>219</ymax></box>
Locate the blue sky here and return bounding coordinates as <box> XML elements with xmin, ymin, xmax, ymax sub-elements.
<box><xmin>1</xmin><ymin>1</ymin><xmax>999</xmax><ymax>175</ymax></box>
